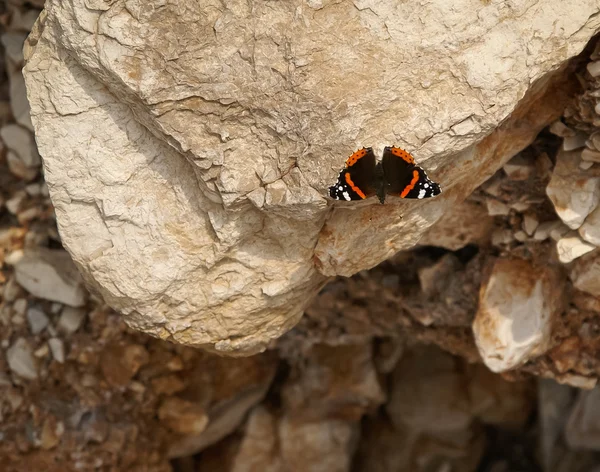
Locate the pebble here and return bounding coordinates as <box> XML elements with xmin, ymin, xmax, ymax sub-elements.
<box><xmin>522</xmin><ymin>214</ymin><xmax>539</xmax><ymax>236</ymax></box>
<box><xmin>563</xmin><ymin>133</ymin><xmax>589</xmax><ymax>151</ymax></box>
<box><xmin>514</xmin><ymin>230</ymin><xmax>528</xmax><ymax>242</ymax></box>
<box><xmin>582</xmin><ymin>148</ymin><xmax>600</xmax><ymax>163</ymax></box>
<box><xmin>58</xmin><ymin>307</ymin><xmax>86</xmax><ymax>334</ymax></box>
<box><xmin>534</xmin><ymin>221</ymin><xmax>564</xmax><ymax>241</ymax></box>
<box><xmin>549</xmin><ymin>121</ymin><xmax>575</xmax><ymax>138</ymax></box>
<box><xmin>27</xmin><ymin>307</ymin><xmax>49</xmax><ymax>335</ymax></box>
<box><xmin>15</xmin><ymin>248</ymin><xmax>86</xmax><ymax>307</ymax></box>
<box><xmin>3</xmin><ymin>277</ymin><xmax>22</xmax><ymax>302</ymax></box>
<box><xmin>503</xmin><ymin>155</ymin><xmax>534</xmax><ymax>181</ymax></box>
<box><xmin>0</xmin><ymin>124</ymin><xmax>40</xmax><ymax>168</ymax></box>
<box><xmin>48</xmin><ymin>338</ymin><xmax>65</xmax><ymax>364</ymax></box>
<box><xmin>7</xmin><ymin>338</ymin><xmax>38</xmax><ymax>380</ymax></box>
<box><xmin>13</xmin><ymin>298</ymin><xmax>27</xmax><ymax>316</ymax></box>
<box><xmin>587</xmin><ymin>60</ymin><xmax>600</xmax><ymax>77</ymax></box>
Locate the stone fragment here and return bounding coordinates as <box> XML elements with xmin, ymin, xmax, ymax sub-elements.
<box><xmin>522</xmin><ymin>214</ymin><xmax>539</xmax><ymax>236</ymax></box>
<box><xmin>587</xmin><ymin>60</ymin><xmax>600</xmax><ymax>77</ymax></box>
<box><xmin>486</xmin><ymin>198</ymin><xmax>510</xmax><ymax>216</ymax></box>
<box><xmin>57</xmin><ymin>306</ymin><xmax>86</xmax><ymax>334</ymax></box>
<box><xmin>3</xmin><ymin>276</ymin><xmax>23</xmax><ymax>302</ymax></box>
<box><xmin>514</xmin><ymin>230</ymin><xmax>528</xmax><ymax>242</ymax></box>
<box><xmin>15</xmin><ymin>248</ymin><xmax>86</xmax><ymax>307</ymax></box>
<box><xmin>579</xmin><ymin>205</ymin><xmax>600</xmax><ymax>246</ymax></box>
<box><xmin>563</xmin><ymin>133</ymin><xmax>589</xmax><ymax>151</ymax></box>
<box><xmin>580</xmin><ymin>160</ymin><xmax>594</xmax><ymax>170</ymax></box>
<box><xmin>0</xmin><ymin>124</ymin><xmax>40</xmax><ymax>168</ymax></box>
<box><xmin>26</xmin><ymin>306</ymin><xmax>49</xmax><ymax>335</ymax></box>
<box><xmin>582</xmin><ymin>147</ymin><xmax>600</xmax><ymax>162</ymax></box>
<box><xmin>557</xmin><ymin>233</ymin><xmax>596</xmax><ymax>263</ymax></box>
<box><xmin>549</xmin><ymin>121</ymin><xmax>575</xmax><ymax>138</ymax></box>
<box><xmin>472</xmin><ymin>258</ymin><xmax>564</xmax><ymax>373</ymax></box>
<box><xmin>12</xmin><ymin>298</ymin><xmax>27</xmax><ymax>316</ymax></box>
<box><xmin>5</xmin><ymin>191</ymin><xmax>26</xmax><ymax>215</ymax></box>
<box><xmin>570</xmin><ymin>251</ymin><xmax>600</xmax><ymax>297</ymax></box>
<box><xmin>546</xmin><ymin>150</ymin><xmax>600</xmax><ymax>229</ymax></box>
<box><xmin>48</xmin><ymin>338</ymin><xmax>65</xmax><ymax>363</ymax></box>
<box><xmin>503</xmin><ymin>154</ymin><xmax>534</xmax><ymax>180</ymax></box>
<box><xmin>158</xmin><ymin>397</ymin><xmax>209</xmax><ymax>435</ymax></box>
<box><xmin>6</xmin><ymin>337</ymin><xmax>38</xmax><ymax>380</ymax></box>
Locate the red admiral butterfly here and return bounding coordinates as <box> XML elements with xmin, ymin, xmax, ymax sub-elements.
<box><xmin>329</xmin><ymin>146</ymin><xmax>441</xmax><ymax>204</ymax></box>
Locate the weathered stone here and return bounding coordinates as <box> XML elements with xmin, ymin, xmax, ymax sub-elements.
<box><xmin>522</xmin><ymin>214</ymin><xmax>539</xmax><ymax>236</ymax></box>
<box><xmin>6</xmin><ymin>337</ymin><xmax>38</xmax><ymax>380</ymax></box>
<box><xmin>534</xmin><ymin>220</ymin><xmax>565</xmax><ymax>241</ymax></box>
<box><xmin>14</xmin><ymin>248</ymin><xmax>86</xmax><ymax>307</ymax></box>
<box><xmin>557</xmin><ymin>233</ymin><xmax>596</xmax><ymax>263</ymax></box>
<box><xmin>472</xmin><ymin>258</ymin><xmax>564</xmax><ymax>373</ymax></box>
<box><xmin>547</xmin><ymin>150</ymin><xmax>600</xmax><ymax>230</ymax></box>
<box><xmin>23</xmin><ymin>0</ymin><xmax>598</xmax><ymax>353</ymax></box>
<box><xmin>486</xmin><ymin>198</ymin><xmax>510</xmax><ymax>216</ymax></box>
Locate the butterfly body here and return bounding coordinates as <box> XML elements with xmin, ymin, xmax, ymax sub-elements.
<box><xmin>328</xmin><ymin>146</ymin><xmax>441</xmax><ymax>203</ymax></box>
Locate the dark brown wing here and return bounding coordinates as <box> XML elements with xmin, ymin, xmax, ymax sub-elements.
<box><xmin>329</xmin><ymin>147</ymin><xmax>377</xmax><ymax>201</ymax></box>
<box><xmin>382</xmin><ymin>146</ymin><xmax>441</xmax><ymax>199</ymax></box>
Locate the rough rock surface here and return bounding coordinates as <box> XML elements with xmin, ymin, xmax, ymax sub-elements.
<box><xmin>22</xmin><ymin>0</ymin><xmax>600</xmax><ymax>353</ymax></box>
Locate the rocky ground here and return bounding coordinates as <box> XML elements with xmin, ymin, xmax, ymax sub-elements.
<box><xmin>3</xmin><ymin>1</ymin><xmax>600</xmax><ymax>472</ymax></box>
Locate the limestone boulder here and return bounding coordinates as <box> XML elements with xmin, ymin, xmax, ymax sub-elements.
<box><xmin>23</xmin><ymin>0</ymin><xmax>600</xmax><ymax>353</ymax></box>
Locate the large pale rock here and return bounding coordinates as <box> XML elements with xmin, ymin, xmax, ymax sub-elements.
<box><xmin>23</xmin><ymin>0</ymin><xmax>600</xmax><ymax>353</ymax></box>
<box><xmin>472</xmin><ymin>258</ymin><xmax>565</xmax><ymax>373</ymax></box>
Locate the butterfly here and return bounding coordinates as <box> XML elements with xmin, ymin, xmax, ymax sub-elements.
<box><xmin>329</xmin><ymin>146</ymin><xmax>441</xmax><ymax>204</ymax></box>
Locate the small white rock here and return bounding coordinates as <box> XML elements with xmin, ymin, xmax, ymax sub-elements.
<box><xmin>0</xmin><ymin>124</ymin><xmax>40</xmax><ymax>168</ymax></box>
<box><xmin>12</xmin><ymin>298</ymin><xmax>27</xmax><ymax>316</ymax></box>
<box><xmin>579</xmin><ymin>205</ymin><xmax>600</xmax><ymax>246</ymax></box>
<box><xmin>5</xmin><ymin>191</ymin><xmax>27</xmax><ymax>215</ymax></box>
<box><xmin>486</xmin><ymin>198</ymin><xmax>510</xmax><ymax>216</ymax></box>
<box><xmin>58</xmin><ymin>307</ymin><xmax>86</xmax><ymax>334</ymax></box>
<box><xmin>522</xmin><ymin>214</ymin><xmax>539</xmax><ymax>236</ymax></box>
<box><xmin>15</xmin><ymin>248</ymin><xmax>86</xmax><ymax>307</ymax></box>
<box><xmin>514</xmin><ymin>230</ymin><xmax>528</xmax><ymax>242</ymax></box>
<box><xmin>582</xmin><ymin>148</ymin><xmax>600</xmax><ymax>163</ymax></box>
<box><xmin>6</xmin><ymin>338</ymin><xmax>38</xmax><ymax>380</ymax></box>
<box><xmin>48</xmin><ymin>338</ymin><xmax>65</xmax><ymax>364</ymax></box>
<box><xmin>557</xmin><ymin>234</ymin><xmax>596</xmax><ymax>263</ymax></box>
<box><xmin>549</xmin><ymin>121</ymin><xmax>575</xmax><ymax>138</ymax></box>
<box><xmin>503</xmin><ymin>154</ymin><xmax>534</xmax><ymax>181</ymax></box>
<box><xmin>510</xmin><ymin>202</ymin><xmax>531</xmax><ymax>212</ymax></box>
<box><xmin>27</xmin><ymin>307</ymin><xmax>49</xmax><ymax>335</ymax></box>
<box><xmin>587</xmin><ymin>60</ymin><xmax>600</xmax><ymax>77</ymax></box>
<box><xmin>563</xmin><ymin>133</ymin><xmax>589</xmax><ymax>151</ymax></box>
<box><xmin>580</xmin><ymin>160</ymin><xmax>595</xmax><ymax>170</ymax></box>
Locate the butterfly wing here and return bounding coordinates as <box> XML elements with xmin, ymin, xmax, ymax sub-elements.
<box><xmin>329</xmin><ymin>147</ymin><xmax>377</xmax><ymax>201</ymax></box>
<box><xmin>382</xmin><ymin>146</ymin><xmax>441</xmax><ymax>199</ymax></box>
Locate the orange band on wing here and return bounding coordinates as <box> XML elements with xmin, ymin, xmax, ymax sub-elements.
<box><xmin>345</xmin><ymin>148</ymin><xmax>368</xmax><ymax>167</ymax></box>
<box><xmin>391</xmin><ymin>147</ymin><xmax>415</xmax><ymax>164</ymax></box>
<box><xmin>345</xmin><ymin>172</ymin><xmax>366</xmax><ymax>199</ymax></box>
<box><xmin>400</xmin><ymin>170</ymin><xmax>420</xmax><ymax>198</ymax></box>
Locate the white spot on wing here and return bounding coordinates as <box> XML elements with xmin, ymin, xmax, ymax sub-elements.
<box><xmin>343</xmin><ymin>191</ymin><xmax>351</xmax><ymax>201</ymax></box>
<box><xmin>418</xmin><ymin>188</ymin><xmax>426</xmax><ymax>199</ymax></box>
